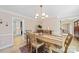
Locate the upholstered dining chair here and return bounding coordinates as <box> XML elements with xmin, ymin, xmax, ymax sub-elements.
<box><xmin>29</xmin><ymin>33</ymin><xmax>44</xmax><ymax>53</ymax></box>
<box><xmin>49</xmin><ymin>33</ymin><xmax>73</xmax><ymax>53</ymax></box>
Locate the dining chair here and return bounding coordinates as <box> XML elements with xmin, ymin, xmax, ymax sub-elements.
<box><xmin>64</xmin><ymin>33</ymin><xmax>73</xmax><ymax>53</ymax></box>
<box><xmin>49</xmin><ymin>33</ymin><xmax>73</xmax><ymax>53</ymax></box>
<box><xmin>25</xmin><ymin>32</ymin><xmax>32</xmax><ymax>52</ymax></box>
<box><xmin>29</xmin><ymin>33</ymin><xmax>44</xmax><ymax>53</ymax></box>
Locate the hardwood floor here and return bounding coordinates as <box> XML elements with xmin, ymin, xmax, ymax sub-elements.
<box><xmin>20</xmin><ymin>45</ymin><xmax>29</xmax><ymax>53</ymax></box>
<box><xmin>68</xmin><ymin>38</ymin><xmax>79</xmax><ymax>53</ymax></box>
<box><xmin>0</xmin><ymin>36</ymin><xmax>79</xmax><ymax>53</ymax></box>
<box><xmin>0</xmin><ymin>36</ymin><xmax>26</xmax><ymax>53</ymax></box>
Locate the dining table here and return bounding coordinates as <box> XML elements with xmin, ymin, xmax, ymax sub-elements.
<box><xmin>28</xmin><ymin>32</ymin><xmax>66</xmax><ymax>47</ymax></box>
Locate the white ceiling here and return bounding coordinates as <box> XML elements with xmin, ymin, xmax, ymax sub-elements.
<box><xmin>0</xmin><ymin>5</ymin><xmax>79</xmax><ymax>19</ymax></box>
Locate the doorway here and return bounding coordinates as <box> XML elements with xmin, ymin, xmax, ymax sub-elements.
<box><xmin>13</xmin><ymin>18</ymin><xmax>23</xmax><ymax>36</ymax></box>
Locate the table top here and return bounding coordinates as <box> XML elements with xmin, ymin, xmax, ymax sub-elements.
<box><xmin>28</xmin><ymin>32</ymin><xmax>66</xmax><ymax>46</ymax></box>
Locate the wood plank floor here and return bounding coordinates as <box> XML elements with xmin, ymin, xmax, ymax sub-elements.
<box><xmin>0</xmin><ymin>36</ymin><xmax>79</xmax><ymax>53</ymax></box>
<box><xmin>0</xmin><ymin>36</ymin><xmax>26</xmax><ymax>53</ymax></box>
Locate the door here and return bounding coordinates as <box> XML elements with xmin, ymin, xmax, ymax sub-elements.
<box><xmin>13</xmin><ymin>18</ymin><xmax>23</xmax><ymax>36</ymax></box>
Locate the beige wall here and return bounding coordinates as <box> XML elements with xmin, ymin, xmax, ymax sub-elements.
<box><xmin>36</xmin><ymin>16</ymin><xmax>61</xmax><ymax>35</ymax></box>
<box><xmin>23</xmin><ymin>17</ymin><xmax>37</xmax><ymax>32</ymax></box>
<box><xmin>0</xmin><ymin>11</ymin><xmax>13</xmax><ymax>49</ymax></box>
<box><xmin>0</xmin><ymin>10</ymin><xmax>63</xmax><ymax>49</ymax></box>
<box><xmin>23</xmin><ymin>16</ymin><xmax>61</xmax><ymax>36</ymax></box>
<box><xmin>0</xmin><ymin>9</ymin><xmax>37</xmax><ymax>49</ymax></box>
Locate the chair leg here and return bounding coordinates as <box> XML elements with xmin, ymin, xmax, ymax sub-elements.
<box><xmin>64</xmin><ymin>47</ymin><xmax>68</xmax><ymax>53</ymax></box>
<box><xmin>31</xmin><ymin>45</ymin><xmax>33</xmax><ymax>53</ymax></box>
<box><xmin>48</xmin><ymin>47</ymin><xmax>52</xmax><ymax>53</ymax></box>
<box><xmin>36</xmin><ymin>48</ymin><xmax>38</xmax><ymax>53</ymax></box>
<box><xmin>29</xmin><ymin>44</ymin><xmax>32</xmax><ymax>53</ymax></box>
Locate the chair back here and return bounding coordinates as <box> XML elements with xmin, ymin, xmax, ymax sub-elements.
<box><xmin>29</xmin><ymin>33</ymin><xmax>37</xmax><ymax>44</ymax></box>
<box><xmin>64</xmin><ymin>33</ymin><xmax>73</xmax><ymax>53</ymax></box>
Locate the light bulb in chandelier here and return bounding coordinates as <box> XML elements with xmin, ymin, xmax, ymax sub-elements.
<box><xmin>42</xmin><ymin>13</ymin><xmax>46</xmax><ymax>16</ymax></box>
<box><xmin>36</xmin><ymin>13</ymin><xmax>39</xmax><ymax>17</ymax></box>
<box><xmin>45</xmin><ymin>15</ymin><xmax>48</xmax><ymax>17</ymax></box>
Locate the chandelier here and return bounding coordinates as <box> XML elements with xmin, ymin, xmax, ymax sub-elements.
<box><xmin>35</xmin><ymin>5</ymin><xmax>48</xmax><ymax>19</ymax></box>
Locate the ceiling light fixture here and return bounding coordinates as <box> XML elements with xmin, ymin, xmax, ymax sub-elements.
<box><xmin>35</xmin><ymin>5</ymin><xmax>48</xmax><ymax>19</ymax></box>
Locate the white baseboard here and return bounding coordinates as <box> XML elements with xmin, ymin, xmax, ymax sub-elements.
<box><xmin>0</xmin><ymin>43</ymin><xmax>13</xmax><ymax>50</ymax></box>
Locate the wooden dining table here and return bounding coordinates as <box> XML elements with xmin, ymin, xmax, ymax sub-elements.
<box><xmin>26</xmin><ymin>32</ymin><xmax>67</xmax><ymax>53</ymax></box>
<box><xmin>28</xmin><ymin>32</ymin><xmax>66</xmax><ymax>47</ymax></box>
